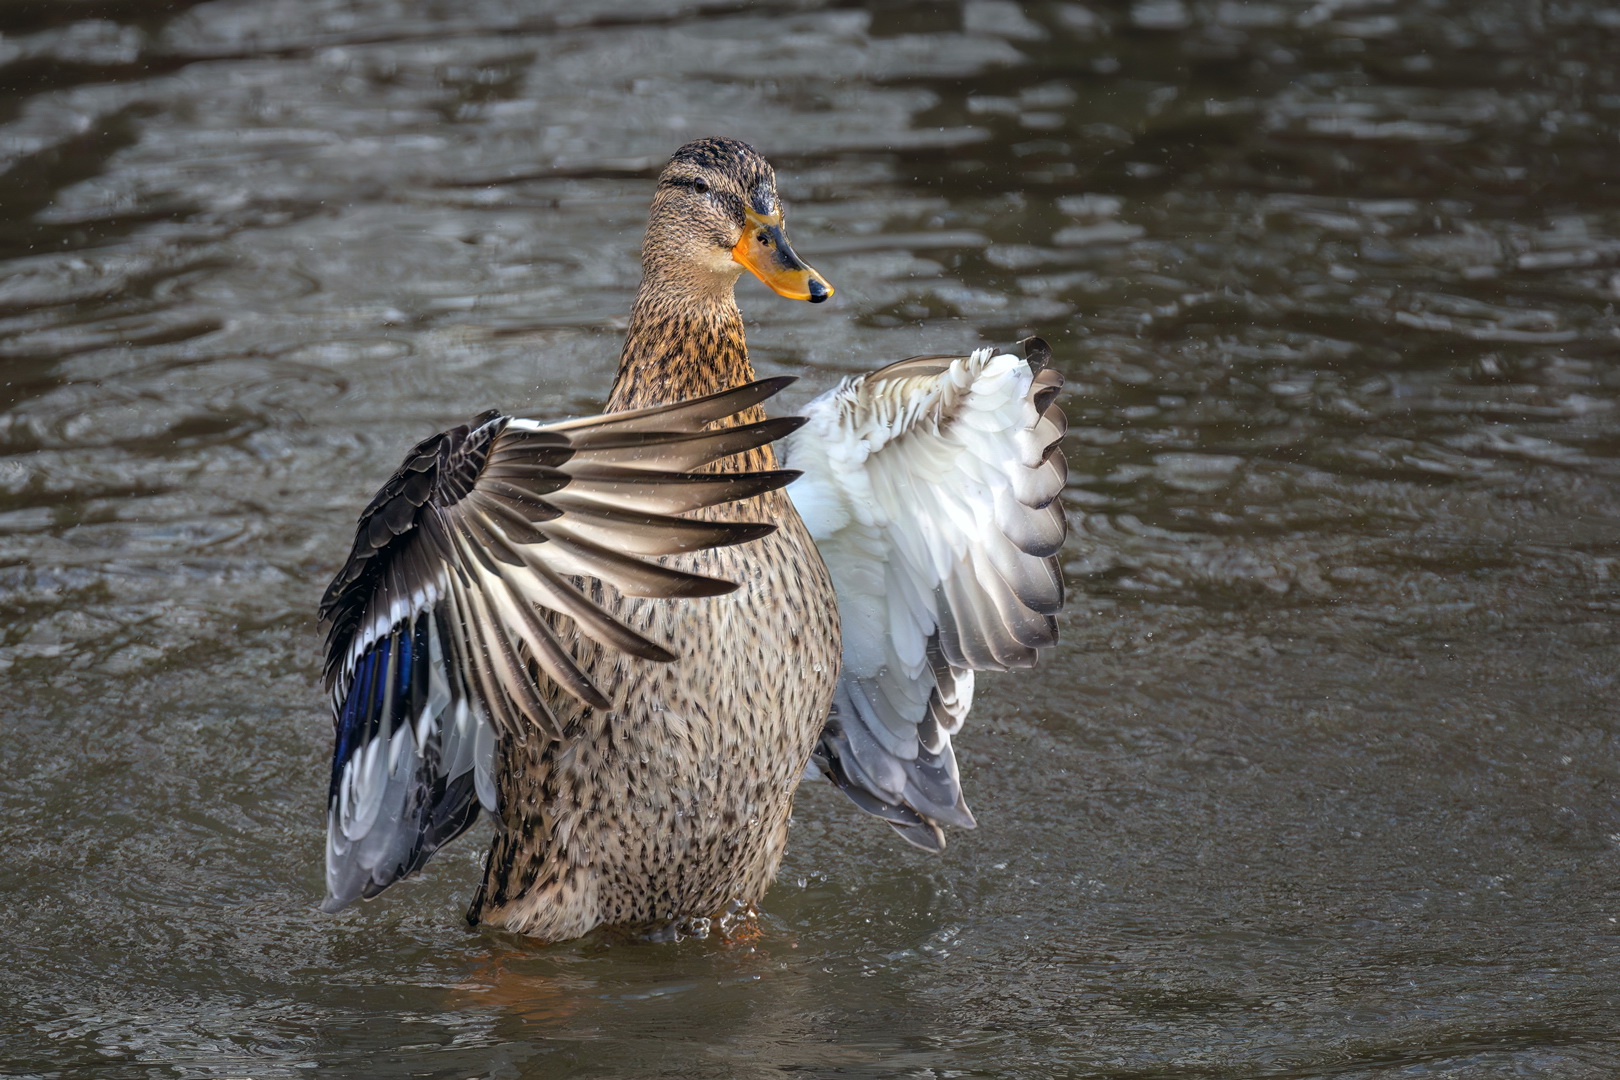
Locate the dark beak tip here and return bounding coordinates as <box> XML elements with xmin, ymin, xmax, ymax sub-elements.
<box><xmin>807</xmin><ymin>279</ymin><xmax>830</xmax><ymax>303</ymax></box>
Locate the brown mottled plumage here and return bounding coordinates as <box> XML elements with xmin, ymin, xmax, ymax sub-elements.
<box><xmin>321</xmin><ymin>137</ymin><xmax>1066</xmax><ymax>941</ymax></box>
<box><xmin>465</xmin><ymin>138</ymin><xmax>841</xmax><ymax>939</ymax></box>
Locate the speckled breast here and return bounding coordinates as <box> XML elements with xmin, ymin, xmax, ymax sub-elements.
<box><xmin>470</xmin><ymin>486</ymin><xmax>840</xmax><ymax>941</ymax></box>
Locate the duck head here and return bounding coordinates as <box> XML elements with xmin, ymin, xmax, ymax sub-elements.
<box><xmin>643</xmin><ymin>137</ymin><xmax>833</xmax><ymax>304</ymax></box>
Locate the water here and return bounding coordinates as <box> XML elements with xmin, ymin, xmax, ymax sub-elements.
<box><xmin>3</xmin><ymin>1</ymin><xmax>1619</xmax><ymax>1077</ymax></box>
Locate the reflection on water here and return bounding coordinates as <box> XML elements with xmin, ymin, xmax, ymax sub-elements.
<box><xmin>3</xmin><ymin>1</ymin><xmax>1619</xmax><ymax>1077</ymax></box>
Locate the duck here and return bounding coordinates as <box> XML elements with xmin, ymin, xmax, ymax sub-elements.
<box><xmin>319</xmin><ymin>136</ymin><xmax>1068</xmax><ymax>942</ymax></box>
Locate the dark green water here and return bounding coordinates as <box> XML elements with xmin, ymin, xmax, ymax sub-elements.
<box><xmin>3</xmin><ymin>1</ymin><xmax>1619</xmax><ymax>1077</ymax></box>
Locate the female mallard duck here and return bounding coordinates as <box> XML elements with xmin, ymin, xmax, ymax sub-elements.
<box><xmin>320</xmin><ymin>137</ymin><xmax>1067</xmax><ymax>941</ymax></box>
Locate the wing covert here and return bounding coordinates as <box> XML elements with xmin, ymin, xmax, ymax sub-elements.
<box><xmin>787</xmin><ymin>338</ymin><xmax>1067</xmax><ymax>850</ymax></box>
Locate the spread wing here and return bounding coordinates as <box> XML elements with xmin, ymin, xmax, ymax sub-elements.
<box><xmin>786</xmin><ymin>339</ymin><xmax>1067</xmax><ymax>851</ymax></box>
<box><xmin>319</xmin><ymin>378</ymin><xmax>804</xmax><ymax>911</ymax></box>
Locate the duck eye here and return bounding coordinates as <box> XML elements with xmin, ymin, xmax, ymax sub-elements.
<box><xmin>691</xmin><ymin>177</ymin><xmax>710</xmax><ymax>194</ymax></box>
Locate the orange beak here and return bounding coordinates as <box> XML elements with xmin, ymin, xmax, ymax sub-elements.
<box><xmin>731</xmin><ymin>207</ymin><xmax>833</xmax><ymax>303</ymax></box>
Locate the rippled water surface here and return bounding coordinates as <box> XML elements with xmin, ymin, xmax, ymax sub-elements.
<box><xmin>4</xmin><ymin>1</ymin><xmax>1620</xmax><ymax>1077</ymax></box>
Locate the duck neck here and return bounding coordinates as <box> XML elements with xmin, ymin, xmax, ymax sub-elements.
<box><xmin>608</xmin><ymin>272</ymin><xmax>755</xmax><ymax>413</ymax></box>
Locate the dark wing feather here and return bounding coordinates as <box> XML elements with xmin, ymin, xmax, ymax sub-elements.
<box><xmin>320</xmin><ymin>380</ymin><xmax>802</xmax><ymax>911</ymax></box>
